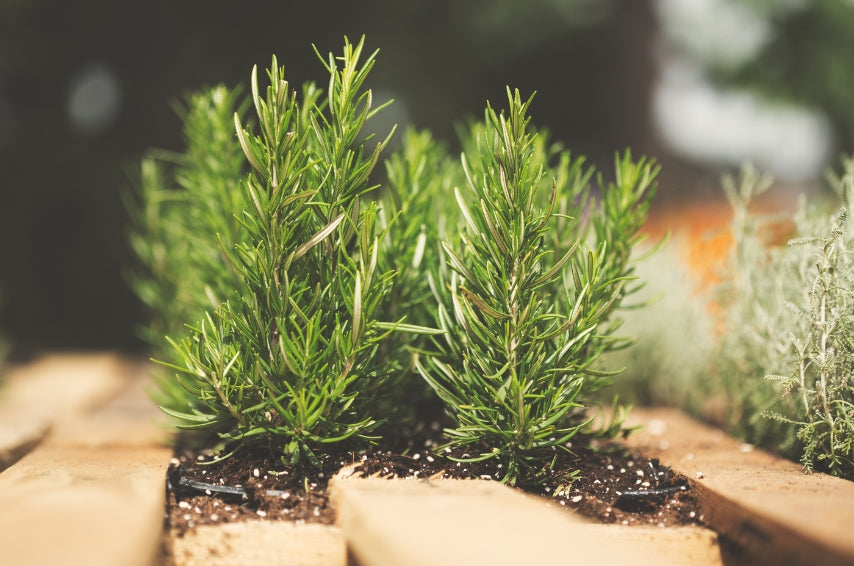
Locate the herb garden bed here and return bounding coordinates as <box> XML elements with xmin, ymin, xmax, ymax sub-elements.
<box><xmin>164</xmin><ymin>425</ymin><xmax>701</xmax><ymax>532</ymax></box>
<box><xmin>2</xmin><ymin>355</ymin><xmax>854</xmax><ymax>566</ymax></box>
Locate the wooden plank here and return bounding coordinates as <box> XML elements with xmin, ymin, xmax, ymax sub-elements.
<box><xmin>0</xmin><ymin>445</ymin><xmax>170</xmax><ymax>566</ymax></box>
<box><xmin>0</xmin><ymin>357</ymin><xmax>172</xmax><ymax>566</ymax></box>
<box><xmin>47</xmin><ymin>359</ymin><xmax>171</xmax><ymax>449</ymax></box>
<box><xmin>331</xmin><ymin>477</ymin><xmax>721</xmax><ymax>566</ymax></box>
<box><xmin>166</xmin><ymin>523</ymin><xmax>346</xmax><ymax>566</ymax></box>
<box><xmin>623</xmin><ymin>408</ymin><xmax>854</xmax><ymax>566</ymax></box>
<box><xmin>0</xmin><ymin>407</ymin><xmax>46</xmax><ymax>473</ymax></box>
<box><xmin>572</xmin><ymin>524</ymin><xmax>721</xmax><ymax>566</ymax></box>
<box><xmin>0</xmin><ymin>353</ymin><xmax>128</xmax><ymax>470</ymax></box>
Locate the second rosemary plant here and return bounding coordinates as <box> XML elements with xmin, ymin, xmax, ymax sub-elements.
<box><xmin>417</xmin><ymin>89</ymin><xmax>657</xmax><ymax>486</ymax></box>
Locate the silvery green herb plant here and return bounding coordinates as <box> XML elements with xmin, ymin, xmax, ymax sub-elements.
<box><xmin>417</xmin><ymin>88</ymin><xmax>658</xmax><ymax>486</ymax></box>
<box><xmin>766</xmin><ymin>206</ymin><xmax>854</xmax><ymax>478</ymax></box>
<box><xmin>691</xmin><ymin>160</ymin><xmax>854</xmax><ymax>480</ymax></box>
<box><xmin>711</xmin><ymin>164</ymin><xmax>792</xmax><ymax>448</ymax></box>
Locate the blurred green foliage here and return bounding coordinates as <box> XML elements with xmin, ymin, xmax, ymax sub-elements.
<box><xmin>718</xmin><ymin>1</ymin><xmax>854</xmax><ymax>152</ymax></box>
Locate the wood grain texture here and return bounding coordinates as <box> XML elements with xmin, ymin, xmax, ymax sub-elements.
<box><xmin>0</xmin><ymin>353</ymin><xmax>128</xmax><ymax>470</ymax></box>
<box><xmin>0</xmin><ymin>356</ymin><xmax>171</xmax><ymax>566</ymax></box>
<box><xmin>166</xmin><ymin>523</ymin><xmax>345</xmax><ymax>566</ymax></box>
<box><xmin>332</xmin><ymin>477</ymin><xmax>721</xmax><ymax>566</ymax></box>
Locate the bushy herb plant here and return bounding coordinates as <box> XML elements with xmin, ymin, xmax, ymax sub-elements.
<box><xmin>710</xmin><ymin>164</ymin><xmax>796</xmax><ymax>448</ymax></box>
<box><xmin>416</xmin><ymin>88</ymin><xmax>658</xmax><ymax>486</ymax></box>
<box><xmin>599</xmin><ymin>158</ymin><xmax>854</xmax><ymax>480</ymax></box>
<box><xmin>132</xmin><ymin>37</ymin><xmax>438</xmax><ymax>465</ymax></box>
<box><xmin>127</xmin><ymin>84</ymin><xmax>250</xmax><ymax>353</ymax></box>
<box><xmin>714</xmin><ymin>161</ymin><xmax>854</xmax><ymax>479</ymax></box>
<box><xmin>374</xmin><ymin>129</ymin><xmax>462</xmax><ymax>427</ymax></box>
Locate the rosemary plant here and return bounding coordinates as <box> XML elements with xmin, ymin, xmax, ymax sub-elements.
<box><xmin>127</xmin><ymin>84</ymin><xmax>250</xmax><ymax>352</ymax></box>
<box><xmin>127</xmin><ymin>85</ymin><xmax>250</xmax><ymax>415</ymax></box>
<box><xmin>375</xmin><ymin>128</ymin><xmax>461</xmax><ymax>426</ymax></box>
<box><xmin>417</xmin><ymin>88</ymin><xmax>657</xmax><ymax>486</ymax></box>
<box><xmin>136</xmin><ymin>37</ymin><xmax>435</xmax><ymax>466</ymax></box>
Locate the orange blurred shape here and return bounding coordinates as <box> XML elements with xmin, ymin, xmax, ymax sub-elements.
<box><xmin>643</xmin><ymin>198</ymin><xmax>733</xmax><ymax>293</ymax></box>
<box><xmin>642</xmin><ymin>197</ymin><xmax>795</xmax><ymax>333</ymax></box>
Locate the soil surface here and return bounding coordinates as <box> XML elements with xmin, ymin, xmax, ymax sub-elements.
<box><xmin>165</xmin><ymin>422</ymin><xmax>703</xmax><ymax>535</ymax></box>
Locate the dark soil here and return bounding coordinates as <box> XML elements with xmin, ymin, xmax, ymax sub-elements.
<box><xmin>165</xmin><ymin>422</ymin><xmax>703</xmax><ymax>535</ymax></box>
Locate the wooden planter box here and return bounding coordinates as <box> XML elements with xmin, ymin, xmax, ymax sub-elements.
<box><xmin>1</xmin><ymin>354</ymin><xmax>853</xmax><ymax>566</ymax></box>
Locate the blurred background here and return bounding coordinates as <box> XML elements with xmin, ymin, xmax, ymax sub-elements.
<box><xmin>0</xmin><ymin>0</ymin><xmax>851</xmax><ymax>358</ymax></box>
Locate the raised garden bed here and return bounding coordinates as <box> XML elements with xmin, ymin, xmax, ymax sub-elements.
<box><xmin>2</xmin><ymin>355</ymin><xmax>853</xmax><ymax>565</ymax></box>
<box><xmin>163</xmin><ymin>418</ymin><xmax>701</xmax><ymax>531</ymax></box>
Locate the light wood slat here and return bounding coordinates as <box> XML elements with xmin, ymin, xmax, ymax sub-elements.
<box><xmin>332</xmin><ymin>477</ymin><xmax>721</xmax><ymax>566</ymax></box>
<box><xmin>0</xmin><ymin>445</ymin><xmax>171</xmax><ymax>566</ymax></box>
<box><xmin>0</xmin><ymin>353</ymin><xmax>128</xmax><ymax>470</ymax></box>
<box><xmin>0</xmin><ymin>357</ymin><xmax>171</xmax><ymax>566</ymax></box>
<box><xmin>48</xmin><ymin>358</ymin><xmax>171</xmax><ymax>449</ymax></box>
<box><xmin>165</xmin><ymin>523</ymin><xmax>346</xmax><ymax>566</ymax></box>
<box><xmin>623</xmin><ymin>408</ymin><xmax>854</xmax><ymax>566</ymax></box>
<box><xmin>572</xmin><ymin>523</ymin><xmax>721</xmax><ymax>566</ymax></box>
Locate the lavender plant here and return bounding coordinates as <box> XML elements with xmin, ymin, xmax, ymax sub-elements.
<box><xmin>761</xmin><ymin>162</ymin><xmax>854</xmax><ymax>478</ymax></box>
<box><xmin>713</xmin><ymin>164</ymin><xmax>795</xmax><ymax>448</ymax></box>
<box><xmin>684</xmin><ymin>160</ymin><xmax>854</xmax><ymax>479</ymax></box>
